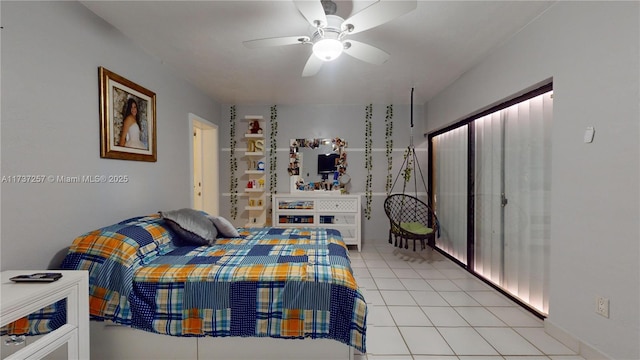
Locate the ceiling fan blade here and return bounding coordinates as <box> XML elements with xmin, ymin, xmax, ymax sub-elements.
<box><xmin>343</xmin><ymin>40</ymin><xmax>390</xmax><ymax>65</ymax></box>
<box><xmin>293</xmin><ymin>0</ymin><xmax>327</xmax><ymax>28</ymax></box>
<box><xmin>302</xmin><ymin>53</ymin><xmax>323</xmax><ymax>77</ymax></box>
<box><xmin>341</xmin><ymin>0</ymin><xmax>417</xmax><ymax>34</ymax></box>
<box><xmin>243</xmin><ymin>36</ymin><xmax>310</xmax><ymax>49</ymax></box>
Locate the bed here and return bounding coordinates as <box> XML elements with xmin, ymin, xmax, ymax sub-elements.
<box><xmin>50</xmin><ymin>213</ymin><xmax>367</xmax><ymax>359</ymax></box>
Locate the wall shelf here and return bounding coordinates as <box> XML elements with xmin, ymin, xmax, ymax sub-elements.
<box><xmin>242</xmin><ymin>115</ymin><xmax>267</xmax><ymax>227</ymax></box>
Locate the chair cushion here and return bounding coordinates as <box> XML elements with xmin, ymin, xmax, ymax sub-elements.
<box><xmin>400</xmin><ymin>221</ymin><xmax>433</xmax><ymax>235</ymax></box>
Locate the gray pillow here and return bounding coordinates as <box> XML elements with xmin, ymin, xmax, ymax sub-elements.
<box><xmin>160</xmin><ymin>208</ymin><xmax>218</xmax><ymax>246</ymax></box>
<box><xmin>209</xmin><ymin>216</ymin><xmax>240</xmax><ymax>238</ymax></box>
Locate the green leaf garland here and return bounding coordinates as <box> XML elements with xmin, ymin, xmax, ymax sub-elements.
<box><xmin>402</xmin><ymin>146</ymin><xmax>413</xmax><ymax>191</ymax></box>
<box><xmin>364</xmin><ymin>104</ymin><xmax>373</xmax><ymax>220</ymax></box>
<box><xmin>385</xmin><ymin>105</ymin><xmax>394</xmax><ymax>194</ymax></box>
<box><xmin>229</xmin><ymin>105</ymin><xmax>238</xmax><ymax>219</ymax></box>
<box><xmin>269</xmin><ymin>105</ymin><xmax>278</xmax><ymax>197</ymax></box>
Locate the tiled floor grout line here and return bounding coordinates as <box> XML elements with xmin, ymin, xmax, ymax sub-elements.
<box><xmin>438</xmin><ymin>273</ymin><xmax>538</xmax><ymax>358</ymax></box>
<box><xmin>352</xmin><ymin>245</ymin><xmax>581</xmax><ymax>360</ymax></box>
<box><xmin>364</xmin><ymin>247</ymin><xmax>458</xmax><ymax>358</ymax></box>
<box><xmin>366</xmin><ymin>253</ymin><xmax>418</xmax><ymax>358</ymax></box>
<box><xmin>450</xmin><ymin>278</ymin><xmax>557</xmax><ymax>358</ymax></box>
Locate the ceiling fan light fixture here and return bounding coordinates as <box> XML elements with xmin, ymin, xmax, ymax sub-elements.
<box><xmin>313</xmin><ymin>38</ymin><xmax>343</xmax><ymax>61</ymax></box>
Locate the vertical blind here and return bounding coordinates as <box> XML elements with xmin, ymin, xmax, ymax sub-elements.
<box><xmin>433</xmin><ymin>126</ymin><xmax>468</xmax><ymax>265</ymax></box>
<box><xmin>474</xmin><ymin>111</ymin><xmax>505</xmax><ymax>283</ymax></box>
<box><xmin>475</xmin><ymin>91</ymin><xmax>553</xmax><ymax>314</ymax></box>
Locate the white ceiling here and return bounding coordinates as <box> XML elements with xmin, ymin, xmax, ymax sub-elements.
<box><xmin>81</xmin><ymin>1</ymin><xmax>554</xmax><ymax>105</ymax></box>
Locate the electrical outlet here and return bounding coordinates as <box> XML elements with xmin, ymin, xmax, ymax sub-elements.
<box><xmin>596</xmin><ymin>296</ymin><xmax>609</xmax><ymax>318</ymax></box>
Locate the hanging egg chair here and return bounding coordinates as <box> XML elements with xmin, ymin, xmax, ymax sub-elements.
<box><xmin>383</xmin><ymin>88</ymin><xmax>440</xmax><ymax>251</ymax></box>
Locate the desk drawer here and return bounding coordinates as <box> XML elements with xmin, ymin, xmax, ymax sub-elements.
<box><xmin>316</xmin><ymin>198</ymin><xmax>358</xmax><ymax>212</ymax></box>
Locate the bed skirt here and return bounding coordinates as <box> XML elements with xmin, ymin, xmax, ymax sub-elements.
<box><xmin>90</xmin><ymin>321</ymin><xmax>354</xmax><ymax>360</ymax></box>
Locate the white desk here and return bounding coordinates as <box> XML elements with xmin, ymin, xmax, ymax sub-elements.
<box><xmin>1</xmin><ymin>270</ymin><xmax>89</xmax><ymax>359</ymax></box>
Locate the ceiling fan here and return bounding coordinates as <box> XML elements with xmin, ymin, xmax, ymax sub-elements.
<box><xmin>243</xmin><ymin>0</ymin><xmax>417</xmax><ymax>77</ymax></box>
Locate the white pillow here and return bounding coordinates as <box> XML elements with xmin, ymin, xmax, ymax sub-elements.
<box><xmin>209</xmin><ymin>216</ymin><xmax>240</xmax><ymax>238</ymax></box>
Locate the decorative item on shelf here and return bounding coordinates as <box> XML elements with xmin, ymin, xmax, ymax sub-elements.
<box><xmin>247</xmin><ymin>180</ymin><xmax>253</xmax><ymax>189</ymax></box>
<box><xmin>258</xmin><ymin>178</ymin><xmax>265</xmax><ymax>188</ymax></box>
<box><xmin>258</xmin><ymin>199</ymin><xmax>263</xmax><ymax>207</ymax></box>
<box><xmin>257</xmin><ymin>161</ymin><xmax>265</xmax><ymax>171</ymax></box>
<box><xmin>338</xmin><ymin>165</ymin><xmax>351</xmax><ymax>189</ymax></box>
<box><xmin>296</xmin><ymin>177</ymin><xmax>305</xmax><ymax>190</ymax></box>
<box><xmin>248</xmin><ymin>120</ymin><xmax>263</xmax><ymax>134</ymax></box>
<box><xmin>249</xmin><ymin>160</ymin><xmax>257</xmax><ymax>169</ymax></box>
<box><xmin>254</xmin><ymin>139</ymin><xmax>264</xmax><ymax>152</ymax></box>
<box><xmin>229</xmin><ymin>105</ymin><xmax>238</xmax><ymax>219</ymax></box>
<box><xmin>249</xmin><ymin>199</ymin><xmax>256</xmax><ymax>207</ymax></box>
<box><xmin>247</xmin><ymin>140</ymin><xmax>256</xmax><ymax>152</ymax></box>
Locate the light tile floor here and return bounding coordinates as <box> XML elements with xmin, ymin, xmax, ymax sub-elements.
<box><xmin>351</xmin><ymin>245</ymin><xmax>585</xmax><ymax>360</ymax></box>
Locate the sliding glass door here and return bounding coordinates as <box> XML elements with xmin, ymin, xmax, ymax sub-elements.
<box><xmin>474</xmin><ymin>111</ymin><xmax>505</xmax><ymax>284</ymax></box>
<box><xmin>475</xmin><ymin>91</ymin><xmax>553</xmax><ymax>314</ymax></box>
<box><xmin>433</xmin><ymin>126</ymin><xmax>468</xmax><ymax>265</ymax></box>
<box><xmin>430</xmin><ymin>85</ymin><xmax>552</xmax><ymax>315</ymax></box>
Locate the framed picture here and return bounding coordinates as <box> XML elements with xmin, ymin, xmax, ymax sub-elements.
<box><xmin>99</xmin><ymin>66</ymin><xmax>157</xmax><ymax>162</ymax></box>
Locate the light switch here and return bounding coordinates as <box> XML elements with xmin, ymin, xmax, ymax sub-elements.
<box><xmin>584</xmin><ymin>126</ymin><xmax>595</xmax><ymax>143</ymax></box>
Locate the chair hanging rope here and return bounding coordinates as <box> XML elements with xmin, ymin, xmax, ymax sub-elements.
<box><xmin>384</xmin><ymin>88</ymin><xmax>440</xmax><ymax>251</ymax></box>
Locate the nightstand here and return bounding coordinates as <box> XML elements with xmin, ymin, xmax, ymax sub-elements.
<box><xmin>1</xmin><ymin>270</ymin><xmax>89</xmax><ymax>359</ymax></box>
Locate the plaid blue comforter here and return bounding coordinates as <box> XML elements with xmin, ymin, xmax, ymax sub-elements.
<box><xmin>56</xmin><ymin>215</ymin><xmax>366</xmax><ymax>352</ymax></box>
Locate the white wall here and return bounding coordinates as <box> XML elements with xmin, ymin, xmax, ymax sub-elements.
<box><xmin>218</xmin><ymin>104</ymin><xmax>427</xmax><ymax>246</ymax></box>
<box><xmin>423</xmin><ymin>2</ymin><xmax>639</xmax><ymax>359</ymax></box>
<box><xmin>1</xmin><ymin>1</ymin><xmax>221</xmax><ymax>270</ymax></box>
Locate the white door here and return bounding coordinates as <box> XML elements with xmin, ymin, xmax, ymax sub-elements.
<box><xmin>190</xmin><ymin>114</ymin><xmax>219</xmax><ymax>215</ymax></box>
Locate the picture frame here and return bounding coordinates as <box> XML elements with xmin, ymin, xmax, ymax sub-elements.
<box><xmin>99</xmin><ymin>66</ymin><xmax>157</xmax><ymax>162</ymax></box>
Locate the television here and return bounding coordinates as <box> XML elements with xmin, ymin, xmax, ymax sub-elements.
<box><xmin>317</xmin><ymin>153</ymin><xmax>339</xmax><ymax>178</ymax></box>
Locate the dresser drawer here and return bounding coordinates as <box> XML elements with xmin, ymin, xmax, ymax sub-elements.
<box><xmin>316</xmin><ymin>198</ymin><xmax>358</xmax><ymax>212</ymax></box>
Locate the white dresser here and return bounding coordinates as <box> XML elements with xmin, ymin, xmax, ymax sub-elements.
<box><xmin>272</xmin><ymin>194</ymin><xmax>361</xmax><ymax>251</ymax></box>
<box><xmin>1</xmin><ymin>270</ymin><xmax>89</xmax><ymax>360</ymax></box>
